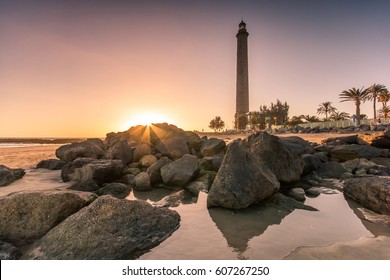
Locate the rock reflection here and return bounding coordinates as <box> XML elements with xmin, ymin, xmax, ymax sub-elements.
<box><xmin>208</xmin><ymin>200</ymin><xmax>292</xmax><ymax>254</ymax></box>
<box><xmin>345</xmin><ymin>196</ymin><xmax>390</xmax><ymax>237</ymax></box>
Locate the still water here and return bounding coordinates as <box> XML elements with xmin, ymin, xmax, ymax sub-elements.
<box><xmin>129</xmin><ymin>188</ymin><xmax>381</xmax><ymax>260</ymax></box>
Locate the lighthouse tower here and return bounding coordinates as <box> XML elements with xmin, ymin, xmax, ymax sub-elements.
<box><xmin>235</xmin><ymin>20</ymin><xmax>249</xmax><ymax>130</ymax></box>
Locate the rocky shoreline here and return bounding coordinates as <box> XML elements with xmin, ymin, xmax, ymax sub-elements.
<box><xmin>1</xmin><ymin>123</ymin><xmax>390</xmax><ymax>259</ymax></box>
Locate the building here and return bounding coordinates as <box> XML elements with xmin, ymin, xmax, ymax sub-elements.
<box><xmin>235</xmin><ymin>20</ymin><xmax>249</xmax><ymax>130</ymax></box>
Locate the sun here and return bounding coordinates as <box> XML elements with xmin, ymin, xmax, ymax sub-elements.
<box><xmin>122</xmin><ymin>112</ymin><xmax>173</xmax><ymax>130</ymax></box>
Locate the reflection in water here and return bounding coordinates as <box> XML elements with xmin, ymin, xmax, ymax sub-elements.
<box><xmin>140</xmin><ymin>189</ymin><xmax>382</xmax><ymax>259</ymax></box>
<box><xmin>345</xmin><ymin>196</ymin><xmax>390</xmax><ymax>237</ymax></box>
<box><xmin>208</xmin><ymin>203</ymin><xmax>290</xmax><ymax>254</ymax></box>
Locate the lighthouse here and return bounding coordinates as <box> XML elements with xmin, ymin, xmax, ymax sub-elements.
<box><xmin>235</xmin><ymin>20</ymin><xmax>249</xmax><ymax>130</ymax></box>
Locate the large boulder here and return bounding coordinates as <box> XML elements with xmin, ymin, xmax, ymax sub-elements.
<box><xmin>358</xmin><ymin>131</ymin><xmax>390</xmax><ymax>149</ymax></box>
<box><xmin>246</xmin><ymin>132</ymin><xmax>303</xmax><ymax>184</ymax></box>
<box><xmin>61</xmin><ymin>157</ymin><xmax>96</xmax><ymax>182</ymax></box>
<box><xmin>0</xmin><ymin>190</ymin><xmax>97</xmax><ymax>246</ymax></box>
<box><xmin>36</xmin><ymin>159</ymin><xmax>66</xmax><ymax>170</ymax></box>
<box><xmin>155</xmin><ymin>137</ymin><xmax>190</xmax><ymax>160</ymax></box>
<box><xmin>105</xmin><ymin>140</ymin><xmax>133</xmax><ymax>165</ymax></box>
<box><xmin>132</xmin><ymin>143</ymin><xmax>155</xmax><ymax>162</ymax></box>
<box><xmin>341</xmin><ymin>158</ymin><xmax>389</xmax><ymax>176</ymax></box>
<box><xmin>25</xmin><ymin>196</ymin><xmax>180</xmax><ymax>259</ymax></box>
<box><xmin>161</xmin><ymin>154</ymin><xmax>199</xmax><ymax>187</ymax></box>
<box><xmin>301</xmin><ymin>154</ymin><xmax>322</xmax><ymax>175</ymax></box>
<box><xmin>344</xmin><ymin>177</ymin><xmax>390</xmax><ymax>215</ymax></box>
<box><xmin>146</xmin><ymin>157</ymin><xmax>172</xmax><ymax>185</ymax></box>
<box><xmin>0</xmin><ymin>165</ymin><xmax>25</xmax><ymax>187</ymax></box>
<box><xmin>317</xmin><ymin>161</ymin><xmax>347</xmax><ymax>179</ymax></box>
<box><xmin>139</xmin><ymin>154</ymin><xmax>158</xmax><ymax>168</ymax></box>
<box><xmin>330</xmin><ymin>144</ymin><xmax>388</xmax><ymax>162</ymax></box>
<box><xmin>200</xmin><ymin>138</ymin><xmax>226</xmax><ymax>157</ymax></box>
<box><xmin>207</xmin><ymin>140</ymin><xmax>280</xmax><ymax>209</ymax></box>
<box><xmin>134</xmin><ymin>172</ymin><xmax>152</xmax><ymax>191</ymax></box>
<box><xmin>56</xmin><ymin>139</ymin><xmax>106</xmax><ymax>162</ymax></box>
<box><xmin>279</xmin><ymin>136</ymin><xmax>315</xmax><ymax>156</ymax></box>
<box><xmin>69</xmin><ymin>160</ymin><xmax>124</xmax><ymax>191</ymax></box>
<box><xmin>322</xmin><ymin>135</ymin><xmax>358</xmax><ymax>145</ymax></box>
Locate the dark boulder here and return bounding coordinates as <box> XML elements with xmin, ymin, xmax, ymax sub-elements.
<box><xmin>161</xmin><ymin>154</ymin><xmax>199</xmax><ymax>187</ymax></box>
<box><xmin>0</xmin><ymin>165</ymin><xmax>25</xmax><ymax>187</ymax></box>
<box><xmin>155</xmin><ymin>137</ymin><xmax>190</xmax><ymax>160</ymax></box>
<box><xmin>105</xmin><ymin>140</ymin><xmax>133</xmax><ymax>165</ymax></box>
<box><xmin>301</xmin><ymin>154</ymin><xmax>322</xmax><ymax>175</ymax></box>
<box><xmin>0</xmin><ymin>241</ymin><xmax>21</xmax><ymax>260</ymax></box>
<box><xmin>279</xmin><ymin>136</ymin><xmax>315</xmax><ymax>156</ymax></box>
<box><xmin>96</xmin><ymin>183</ymin><xmax>132</xmax><ymax>199</ymax></box>
<box><xmin>36</xmin><ymin>159</ymin><xmax>66</xmax><ymax>170</ymax></box>
<box><xmin>0</xmin><ymin>190</ymin><xmax>97</xmax><ymax>246</ymax></box>
<box><xmin>330</xmin><ymin>144</ymin><xmax>388</xmax><ymax>162</ymax></box>
<box><xmin>207</xmin><ymin>140</ymin><xmax>280</xmax><ymax>209</ymax></box>
<box><xmin>317</xmin><ymin>161</ymin><xmax>347</xmax><ymax>179</ymax></box>
<box><xmin>200</xmin><ymin>138</ymin><xmax>226</xmax><ymax>157</ymax></box>
<box><xmin>61</xmin><ymin>157</ymin><xmax>96</xmax><ymax>182</ymax></box>
<box><xmin>246</xmin><ymin>132</ymin><xmax>303</xmax><ymax>184</ymax></box>
<box><xmin>344</xmin><ymin>177</ymin><xmax>390</xmax><ymax>215</ymax></box>
<box><xmin>146</xmin><ymin>157</ymin><xmax>172</xmax><ymax>185</ymax></box>
<box><xmin>25</xmin><ymin>196</ymin><xmax>180</xmax><ymax>259</ymax></box>
<box><xmin>56</xmin><ymin>139</ymin><xmax>106</xmax><ymax>162</ymax></box>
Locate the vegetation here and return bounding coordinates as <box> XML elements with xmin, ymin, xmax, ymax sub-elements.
<box><xmin>368</xmin><ymin>84</ymin><xmax>387</xmax><ymax>120</ymax></box>
<box><xmin>300</xmin><ymin>115</ymin><xmax>320</xmax><ymax>123</ymax></box>
<box><xmin>257</xmin><ymin>99</ymin><xmax>289</xmax><ymax>128</ymax></box>
<box><xmin>317</xmin><ymin>101</ymin><xmax>336</xmax><ymax>121</ymax></box>
<box><xmin>330</xmin><ymin>110</ymin><xmax>350</xmax><ymax>121</ymax></box>
<box><xmin>378</xmin><ymin>89</ymin><xmax>390</xmax><ymax>118</ymax></box>
<box><xmin>209</xmin><ymin>116</ymin><xmax>225</xmax><ymax>132</ymax></box>
<box><xmin>339</xmin><ymin>87</ymin><xmax>370</xmax><ymax>126</ymax></box>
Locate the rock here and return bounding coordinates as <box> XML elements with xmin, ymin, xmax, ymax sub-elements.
<box><xmin>69</xmin><ymin>160</ymin><xmax>124</xmax><ymax>191</ymax></box>
<box><xmin>288</xmin><ymin>188</ymin><xmax>306</xmax><ymax>202</ymax></box>
<box><xmin>155</xmin><ymin>137</ymin><xmax>190</xmax><ymax>160</ymax></box>
<box><xmin>247</xmin><ymin>132</ymin><xmax>303</xmax><ymax>184</ymax></box>
<box><xmin>341</xmin><ymin>158</ymin><xmax>389</xmax><ymax>176</ymax></box>
<box><xmin>106</xmin><ymin>140</ymin><xmax>133</xmax><ymax>164</ymax></box>
<box><xmin>139</xmin><ymin>154</ymin><xmax>158</xmax><ymax>168</ymax></box>
<box><xmin>133</xmin><ymin>143</ymin><xmax>154</xmax><ymax>162</ymax></box>
<box><xmin>96</xmin><ymin>183</ymin><xmax>132</xmax><ymax>199</ymax></box>
<box><xmin>134</xmin><ymin>172</ymin><xmax>152</xmax><ymax>191</ymax></box>
<box><xmin>0</xmin><ymin>241</ymin><xmax>21</xmax><ymax>260</ymax></box>
<box><xmin>36</xmin><ymin>159</ymin><xmax>66</xmax><ymax>170</ymax></box>
<box><xmin>121</xmin><ymin>174</ymin><xmax>135</xmax><ymax>186</ymax></box>
<box><xmin>55</xmin><ymin>139</ymin><xmax>106</xmax><ymax>162</ymax></box>
<box><xmin>344</xmin><ymin>177</ymin><xmax>390</xmax><ymax>215</ymax></box>
<box><xmin>195</xmin><ymin>170</ymin><xmax>217</xmax><ymax>189</ymax></box>
<box><xmin>358</xmin><ymin>132</ymin><xmax>390</xmax><ymax>149</ymax></box>
<box><xmin>161</xmin><ymin>154</ymin><xmax>199</xmax><ymax>187</ymax></box>
<box><xmin>330</xmin><ymin>144</ymin><xmax>388</xmax><ymax>162</ymax></box>
<box><xmin>199</xmin><ymin>157</ymin><xmax>213</xmax><ymax>171</ymax></box>
<box><xmin>305</xmin><ymin>187</ymin><xmax>338</xmax><ymax>197</ymax></box>
<box><xmin>0</xmin><ymin>165</ymin><xmax>25</xmax><ymax>187</ymax></box>
<box><xmin>314</xmin><ymin>152</ymin><xmax>328</xmax><ymax>163</ymax></box>
<box><xmin>184</xmin><ymin>181</ymin><xmax>208</xmax><ymax>196</ymax></box>
<box><xmin>270</xmin><ymin>193</ymin><xmax>318</xmax><ymax>212</ymax></box>
<box><xmin>279</xmin><ymin>136</ymin><xmax>315</xmax><ymax>156</ymax></box>
<box><xmin>200</xmin><ymin>138</ymin><xmax>226</xmax><ymax>157</ymax></box>
<box><xmin>317</xmin><ymin>161</ymin><xmax>347</xmax><ymax>179</ymax></box>
<box><xmin>0</xmin><ymin>190</ymin><xmax>97</xmax><ymax>246</ymax></box>
<box><xmin>301</xmin><ymin>154</ymin><xmax>322</xmax><ymax>175</ymax></box>
<box><xmin>146</xmin><ymin>157</ymin><xmax>172</xmax><ymax>185</ymax></box>
<box><xmin>207</xmin><ymin>140</ymin><xmax>280</xmax><ymax>209</ymax></box>
<box><xmin>25</xmin><ymin>196</ymin><xmax>180</xmax><ymax>259</ymax></box>
<box><xmin>124</xmin><ymin>167</ymin><xmax>141</xmax><ymax>176</ymax></box>
<box><xmin>153</xmin><ymin>190</ymin><xmax>185</xmax><ymax>207</ymax></box>
<box><xmin>322</xmin><ymin>135</ymin><xmax>358</xmax><ymax>145</ymax></box>
<box><xmin>210</xmin><ymin>152</ymin><xmax>225</xmax><ymax>171</ymax></box>
<box><xmin>61</xmin><ymin>157</ymin><xmax>96</xmax><ymax>182</ymax></box>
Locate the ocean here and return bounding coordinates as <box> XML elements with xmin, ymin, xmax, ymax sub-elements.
<box><xmin>0</xmin><ymin>138</ymin><xmax>85</xmax><ymax>148</ymax></box>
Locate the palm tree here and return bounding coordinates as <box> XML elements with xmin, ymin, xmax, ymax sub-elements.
<box><xmin>300</xmin><ymin>115</ymin><xmax>320</xmax><ymax>123</ymax></box>
<box><xmin>339</xmin><ymin>87</ymin><xmax>370</xmax><ymax>126</ymax></box>
<box><xmin>379</xmin><ymin>106</ymin><xmax>390</xmax><ymax>119</ymax></box>
<box><xmin>368</xmin><ymin>84</ymin><xmax>387</xmax><ymax>120</ymax></box>
<box><xmin>378</xmin><ymin>89</ymin><xmax>390</xmax><ymax>118</ymax></box>
<box><xmin>330</xmin><ymin>110</ymin><xmax>350</xmax><ymax>121</ymax></box>
<box><xmin>317</xmin><ymin>101</ymin><xmax>336</xmax><ymax>121</ymax></box>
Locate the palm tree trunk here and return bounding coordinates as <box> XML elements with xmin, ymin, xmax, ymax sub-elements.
<box><xmin>356</xmin><ymin>101</ymin><xmax>361</xmax><ymax>126</ymax></box>
<box><xmin>373</xmin><ymin>97</ymin><xmax>377</xmax><ymax>120</ymax></box>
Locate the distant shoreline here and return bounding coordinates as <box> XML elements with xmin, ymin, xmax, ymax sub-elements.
<box><xmin>0</xmin><ymin>138</ymin><xmax>87</xmax><ymax>146</ymax></box>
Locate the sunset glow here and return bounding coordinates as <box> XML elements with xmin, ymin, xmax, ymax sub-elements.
<box><xmin>122</xmin><ymin>112</ymin><xmax>174</xmax><ymax>130</ymax></box>
<box><xmin>1</xmin><ymin>1</ymin><xmax>389</xmax><ymax>137</ymax></box>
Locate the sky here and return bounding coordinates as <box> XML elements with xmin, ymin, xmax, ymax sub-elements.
<box><xmin>1</xmin><ymin>0</ymin><xmax>389</xmax><ymax>137</ymax></box>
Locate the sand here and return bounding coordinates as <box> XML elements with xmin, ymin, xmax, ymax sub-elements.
<box><xmin>0</xmin><ymin>145</ymin><xmax>61</xmax><ymax>169</ymax></box>
<box><xmin>1</xmin><ymin>132</ymin><xmax>389</xmax><ymax>260</ymax></box>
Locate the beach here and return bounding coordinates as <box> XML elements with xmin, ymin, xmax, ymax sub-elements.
<box><xmin>1</xmin><ymin>132</ymin><xmax>390</xmax><ymax>260</ymax></box>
